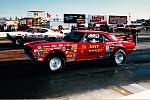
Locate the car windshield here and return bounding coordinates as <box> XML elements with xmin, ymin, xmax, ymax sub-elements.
<box><xmin>62</xmin><ymin>32</ymin><xmax>85</xmax><ymax>42</ymax></box>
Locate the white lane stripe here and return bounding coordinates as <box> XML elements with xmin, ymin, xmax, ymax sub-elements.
<box><xmin>130</xmin><ymin>83</ymin><xmax>147</xmax><ymax>91</ymax></box>
<box><xmin>117</xmin><ymin>90</ymin><xmax>150</xmax><ymax>99</ymax></box>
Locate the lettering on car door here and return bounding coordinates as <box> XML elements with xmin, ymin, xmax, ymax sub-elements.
<box><xmin>76</xmin><ymin>33</ymin><xmax>106</xmax><ymax>61</ymax></box>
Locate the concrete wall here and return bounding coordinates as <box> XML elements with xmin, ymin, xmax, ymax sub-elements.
<box><xmin>0</xmin><ymin>32</ymin><xmax>7</xmax><ymax>37</ymax></box>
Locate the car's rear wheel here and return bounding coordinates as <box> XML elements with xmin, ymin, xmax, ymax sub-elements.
<box><xmin>47</xmin><ymin>55</ymin><xmax>65</xmax><ymax>72</ymax></box>
<box><xmin>112</xmin><ymin>49</ymin><xmax>126</xmax><ymax>67</ymax></box>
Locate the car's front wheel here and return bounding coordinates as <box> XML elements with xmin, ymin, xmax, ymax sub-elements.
<box><xmin>47</xmin><ymin>55</ymin><xmax>65</xmax><ymax>72</ymax></box>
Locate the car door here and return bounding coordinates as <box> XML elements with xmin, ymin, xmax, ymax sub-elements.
<box><xmin>76</xmin><ymin>33</ymin><xmax>106</xmax><ymax>61</ymax></box>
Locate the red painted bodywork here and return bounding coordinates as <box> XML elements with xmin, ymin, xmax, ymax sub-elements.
<box><xmin>24</xmin><ymin>30</ymin><xmax>135</xmax><ymax>62</ymax></box>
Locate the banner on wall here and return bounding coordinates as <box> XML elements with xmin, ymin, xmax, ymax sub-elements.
<box><xmin>88</xmin><ymin>15</ymin><xmax>107</xmax><ymax>24</ymax></box>
<box><xmin>64</xmin><ymin>14</ymin><xmax>85</xmax><ymax>23</ymax></box>
<box><xmin>109</xmin><ymin>15</ymin><xmax>127</xmax><ymax>24</ymax></box>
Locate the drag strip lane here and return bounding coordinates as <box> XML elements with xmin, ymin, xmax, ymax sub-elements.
<box><xmin>0</xmin><ymin>49</ymin><xmax>29</xmax><ymax>62</ymax></box>
<box><xmin>0</xmin><ymin>40</ymin><xmax>14</xmax><ymax>50</ymax></box>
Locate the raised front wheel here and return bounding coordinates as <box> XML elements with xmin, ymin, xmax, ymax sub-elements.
<box><xmin>47</xmin><ymin>56</ymin><xmax>65</xmax><ymax>71</ymax></box>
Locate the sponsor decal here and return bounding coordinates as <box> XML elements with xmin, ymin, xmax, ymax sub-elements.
<box><xmin>80</xmin><ymin>45</ymin><xmax>103</xmax><ymax>56</ymax></box>
<box><xmin>41</xmin><ymin>48</ymin><xmax>49</xmax><ymax>52</ymax></box>
<box><xmin>37</xmin><ymin>46</ymin><xmax>42</xmax><ymax>50</ymax></box>
<box><xmin>66</xmin><ymin>51</ymin><xmax>74</xmax><ymax>54</ymax></box>
<box><xmin>106</xmin><ymin>46</ymin><xmax>110</xmax><ymax>50</ymax></box>
<box><xmin>66</xmin><ymin>46</ymin><xmax>71</xmax><ymax>50</ymax></box>
<box><xmin>73</xmin><ymin>53</ymin><xmax>77</xmax><ymax>57</ymax></box>
<box><xmin>43</xmin><ymin>46</ymin><xmax>50</xmax><ymax>48</ymax></box>
<box><xmin>81</xmin><ymin>45</ymin><xmax>86</xmax><ymax>50</ymax></box>
<box><xmin>39</xmin><ymin>52</ymin><xmax>46</xmax><ymax>56</ymax></box>
<box><xmin>80</xmin><ymin>49</ymin><xmax>103</xmax><ymax>56</ymax></box>
<box><xmin>66</xmin><ymin>44</ymin><xmax>70</xmax><ymax>46</ymax></box>
<box><xmin>65</xmin><ymin>51</ymin><xmax>68</xmax><ymax>54</ymax></box>
<box><xmin>66</xmin><ymin>54</ymin><xmax>73</xmax><ymax>58</ymax></box>
<box><xmin>62</xmin><ymin>47</ymin><xmax>66</xmax><ymax>51</ymax></box>
<box><xmin>59</xmin><ymin>44</ymin><xmax>64</xmax><ymax>47</ymax></box>
<box><xmin>71</xmin><ymin>44</ymin><xmax>77</xmax><ymax>50</ymax></box>
<box><xmin>51</xmin><ymin>45</ymin><xmax>57</xmax><ymax>48</ymax></box>
<box><xmin>71</xmin><ymin>47</ymin><xmax>77</xmax><ymax>50</ymax></box>
<box><xmin>66</xmin><ymin>53</ymin><xmax>77</xmax><ymax>62</ymax></box>
<box><xmin>89</xmin><ymin>49</ymin><xmax>102</xmax><ymax>53</ymax></box>
<box><xmin>74</xmin><ymin>50</ymin><xmax>77</xmax><ymax>52</ymax></box>
<box><xmin>54</xmin><ymin>47</ymin><xmax>61</xmax><ymax>50</ymax></box>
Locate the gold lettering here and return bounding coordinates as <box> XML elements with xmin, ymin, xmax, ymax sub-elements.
<box><xmin>41</xmin><ymin>48</ymin><xmax>49</xmax><ymax>51</ymax></box>
<box><xmin>89</xmin><ymin>49</ymin><xmax>102</xmax><ymax>53</ymax></box>
<box><xmin>67</xmin><ymin>54</ymin><xmax>73</xmax><ymax>58</ymax></box>
<box><xmin>89</xmin><ymin>45</ymin><xmax>99</xmax><ymax>49</ymax></box>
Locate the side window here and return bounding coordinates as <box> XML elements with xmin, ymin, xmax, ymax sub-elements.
<box><xmin>36</xmin><ymin>29</ymin><xmax>41</xmax><ymax>33</ymax></box>
<box><xmin>99</xmin><ymin>35</ymin><xmax>104</xmax><ymax>42</ymax></box>
<box><xmin>88</xmin><ymin>38</ymin><xmax>99</xmax><ymax>43</ymax></box>
<box><xmin>41</xmin><ymin>29</ymin><xmax>48</xmax><ymax>33</ymax></box>
<box><xmin>102</xmin><ymin>35</ymin><xmax>110</xmax><ymax>42</ymax></box>
<box><xmin>26</xmin><ymin>28</ymin><xmax>33</xmax><ymax>32</ymax></box>
<box><xmin>31</xmin><ymin>28</ymin><xmax>38</xmax><ymax>33</ymax></box>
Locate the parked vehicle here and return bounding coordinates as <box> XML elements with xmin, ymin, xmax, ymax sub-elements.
<box><xmin>60</xmin><ymin>28</ymin><xmax>71</xmax><ymax>35</ymax></box>
<box><xmin>6</xmin><ymin>27</ymin><xmax>64</xmax><ymax>46</ymax></box>
<box><xmin>113</xmin><ymin>24</ymin><xmax>126</xmax><ymax>32</ymax></box>
<box><xmin>24</xmin><ymin>30</ymin><xmax>135</xmax><ymax>72</ymax></box>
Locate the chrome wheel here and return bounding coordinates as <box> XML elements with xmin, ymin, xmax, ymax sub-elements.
<box><xmin>49</xmin><ymin>57</ymin><xmax>62</xmax><ymax>71</ymax></box>
<box><xmin>115</xmin><ymin>52</ymin><xmax>124</xmax><ymax>64</ymax></box>
<box><xmin>15</xmin><ymin>38</ymin><xmax>22</xmax><ymax>45</ymax></box>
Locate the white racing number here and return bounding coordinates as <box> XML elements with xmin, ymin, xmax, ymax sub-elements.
<box><xmin>88</xmin><ymin>34</ymin><xmax>99</xmax><ymax>39</ymax></box>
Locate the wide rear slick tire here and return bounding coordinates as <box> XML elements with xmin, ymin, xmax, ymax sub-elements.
<box><xmin>111</xmin><ymin>49</ymin><xmax>126</xmax><ymax>67</ymax></box>
<box><xmin>46</xmin><ymin>55</ymin><xmax>65</xmax><ymax>72</ymax></box>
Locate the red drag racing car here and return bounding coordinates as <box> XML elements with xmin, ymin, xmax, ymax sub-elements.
<box><xmin>24</xmin><ymin>30</ymin><xmax>135</xmax><ymax>71</ymax></box>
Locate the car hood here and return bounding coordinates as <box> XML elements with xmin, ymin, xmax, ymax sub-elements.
<box><xmin>24</xmin><ymin>39</ymin><xmax>74</xmax><ymax>47</ymax></box>
<box><xmin>6</xmin><ymin>31</ymin><xmax>28</xmax><ymax>36</ymax></box>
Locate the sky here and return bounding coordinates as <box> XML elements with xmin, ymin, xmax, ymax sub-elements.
<box><xmin>0</xmin><ymin>0</ymin><xmax>150</xmax><ymax>21</ymax></box>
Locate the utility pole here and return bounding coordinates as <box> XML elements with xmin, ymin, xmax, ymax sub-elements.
<box><xmin>128</xmin><ymin>12</ymin><xmax>131</xmax><ymax>25</ymax></box>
